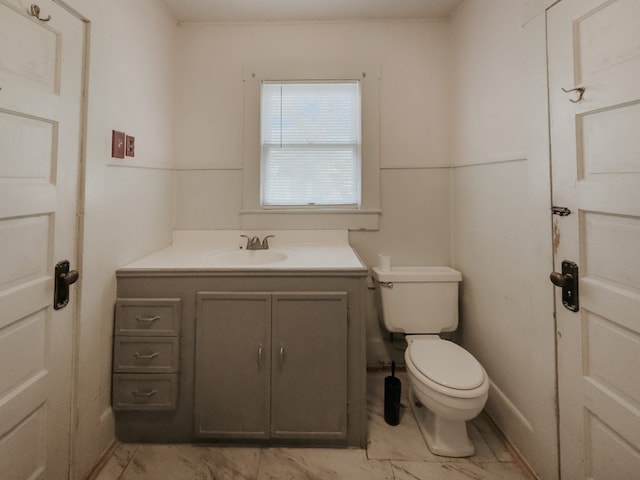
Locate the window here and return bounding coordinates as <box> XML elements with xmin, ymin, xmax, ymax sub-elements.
<box><xmin>241</xmin><ymin>64</ymin><xmax>380</xmax><ymax>230</ymax></box>
<box><xmin>260</xmin><ymin>81</ymin><xmax>361</xmax><ymax>208</ymax></box>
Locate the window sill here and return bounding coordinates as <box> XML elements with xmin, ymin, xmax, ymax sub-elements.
<box><xmin>239</xmin><ymin>209</ymin><xmax>381</xmax><ymax>231</ymax></box>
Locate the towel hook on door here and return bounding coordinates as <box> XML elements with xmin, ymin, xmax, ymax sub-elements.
<box><xmin>561</xmin><ymin>86</ymin><xmax>585</xmax><ymax>103</ymax></box>
<box><xmin>29</xmin><ymin>4</ymin><xmax>51</xmax><ymax>21</ymax></box>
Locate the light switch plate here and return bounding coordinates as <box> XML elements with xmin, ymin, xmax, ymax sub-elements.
<box><xmin>125</xmin><ymin>135</ymin><xmax>135</xmax><ymax>157</ymax></box>
<box><xmin>112</xmin><ymin>130</ymin><xmax>125</xmax><ymax>158</ymax></box>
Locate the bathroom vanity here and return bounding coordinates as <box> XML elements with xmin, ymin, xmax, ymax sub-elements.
<box><xmin>112</xmin><ymin>231</ymin><xmax>368</xmax><ymax>447</ymax></box>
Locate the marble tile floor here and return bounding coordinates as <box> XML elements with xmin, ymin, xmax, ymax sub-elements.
<box><xmin>92</xmin><ymin>370</ymin><xmax>533</xmax><ymax>480</ymax></box>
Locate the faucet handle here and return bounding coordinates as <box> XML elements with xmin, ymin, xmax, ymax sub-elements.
<box><xmin>261</xmin><ymin>235</ymin><xmax>275</xmax><ymax>249</ymax></box>
<box><xmin>240</xmin><ymin>234</ymin><xmax>251</xmax><ymax>249</ymax></box>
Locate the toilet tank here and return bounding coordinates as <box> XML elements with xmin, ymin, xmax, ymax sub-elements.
<box><xmin>372</xmin><ymin>266</ymin><xmax>462</xmax><ymax>334</ymax></box>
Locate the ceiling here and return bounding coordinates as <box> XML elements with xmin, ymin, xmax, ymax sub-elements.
<box><xmin>161</xmin><ymin>0</ymin><xmax>465</xmax><ymax>23</ymax></box>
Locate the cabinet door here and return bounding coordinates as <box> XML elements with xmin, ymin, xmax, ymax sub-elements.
<box><xmin>271</xmin><ymin>292</ymin><xmax>348</xmax><ymax>440</ymax></box>
<box><xmin>195</xmin><ymin>292</ymin><xmax>271</xmax><ymax>439</ymax></box>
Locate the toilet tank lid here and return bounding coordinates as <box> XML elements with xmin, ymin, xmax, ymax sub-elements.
<box><xmin>409</xmin><ymin>340</ymin><xmax>484</xmax><ymax>390</ymax></box>
<box><xmin>373</xmin><ymin>266</ymin><xmax>462</xmax><ymax>283</ymax></box>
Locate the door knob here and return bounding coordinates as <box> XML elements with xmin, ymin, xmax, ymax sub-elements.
<box><xmin>549</xmin><ymin>271</ymin><xmax>570</xmax><ymax>287</ymax></box>
<box><xmin>62</xmin><ymin>269</ymin><xmax>79</xmax><ymax>286</ymax></box>
<box><xmin>54</xmin><ymin>260</ymin><xmax>80</xmax><ymax>310</ymax></box>
<box><xmin>550</xmin><ymin>260</ymin><xmax>579</xmax><ymax>312</ymax></box>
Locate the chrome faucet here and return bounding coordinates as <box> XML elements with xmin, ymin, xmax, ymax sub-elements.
<box><xmin>240</xmin><ymin>234</ymin><xmax>274</xmax><ymax>250</ymax></box>
<box><xmin>261</xmin><ymin>235</ymin><xmax>274</xmax><ymax>249</ymax></box>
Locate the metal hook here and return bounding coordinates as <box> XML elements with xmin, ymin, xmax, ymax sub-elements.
<box><xmin>29</xmin><ymin>4</ymin><xmax>51</xmax><ymax>22</ymax></box>
<box><xmin>561</xmin><ymin>86</ymin><xmax>585</xmax><ymax>103</ymax></box>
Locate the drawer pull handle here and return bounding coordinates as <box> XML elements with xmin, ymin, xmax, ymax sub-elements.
<box><xmin>135</xmin><ymin>315</ymin><xmax>160</xmax><ymax>324</ymax></box>
<box><xmin>279</xmin><ymin>344</ymin><xmax>285</xmax><ymax>367</ymax></box>
<box><xmin>131</xmin><ymin>389</ymin><xmax>158</xmax><ymax>398</ymax></box>
<box><xmin>258</xmin><ymin>343</ymin><xmax>263</xmax><ymax>368</ymax></box>
<box><xmin>133</xmin><ymin>352</ymin><xmax>160</xmax><ymax>360</ymax></box>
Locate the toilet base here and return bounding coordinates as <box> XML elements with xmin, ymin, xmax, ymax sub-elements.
<box><xmin>409</xmin><ymin>388</ymin><xmax>475</xmax><ymax>458</ymax></box>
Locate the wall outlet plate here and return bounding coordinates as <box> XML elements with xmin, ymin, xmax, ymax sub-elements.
<box><xmin>125</xmin><ymin>135</ymin><xmax>135</xmax><ymax>157</ymax></box>
<box><xmin>112</xmin><ymin>130</ymin><xmax>125</xmax><ymax>158</ymax></box>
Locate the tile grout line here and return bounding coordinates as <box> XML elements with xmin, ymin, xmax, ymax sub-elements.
<box><xmin>83</xmin><ymin>441</ymin><xmax>120</xmax><ymax>480</ymax></box>
<box><xmin>254</xmin><ymin>447</ymin><xmax>264</xmax><ymax>480</ymax></box>
<box><xmin>115</xmin><ymin>444</ymin><xmax>140</xmax><ymax>480</ymax></box>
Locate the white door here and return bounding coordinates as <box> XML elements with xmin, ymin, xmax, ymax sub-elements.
<box><xmin>548</xmin><ymin>0</ymin><xmax>640</xmax><ymax>478</ymax></box>
<box><xmin>0</xmin><ymin>1</ymin><xmax>84</xmax><ymax>478</ymax></box>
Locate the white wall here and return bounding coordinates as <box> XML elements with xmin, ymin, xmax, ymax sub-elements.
<box><xmin>449</xmin><ymin>1</ymin><xmax>557</xmax><ymax>478</ymax></box>
<box><xmin>173</xmin><ymin>21</ymin><xmax>453</xmax><ymax>365</ymax></box>
<box><xmin>59</xmin><ymin>1</ymin><xmax>178</xmax><ymax>478</ymax></box>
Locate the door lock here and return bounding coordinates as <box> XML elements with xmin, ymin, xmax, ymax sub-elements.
<box><xmin>54</xmin><ymin>260</ymin><xmax>80</xmax><ymax>310</ymax></box>
<box><xmin>550</xmin><ymin>260</ymin><xmax>579</xmax><ymax>312</ymax></box>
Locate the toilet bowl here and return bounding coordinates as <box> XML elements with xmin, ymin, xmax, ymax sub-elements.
<box><xmin>372</xmin><ymin>266</ymin><xmax>490</xmax><ymax>458</ymax></box>
<box><xmin>404</xmin><ymin>335</ymin><xmax>489</xmax><ymax>457</ymax></box>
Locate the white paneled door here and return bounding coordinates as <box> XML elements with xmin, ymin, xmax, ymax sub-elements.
<box><xmin>0</xmin><ymin>1</ymin><xmax>84</xmax><ymax>479</ymax></box>
<box><xmin>548</xmin><ymin>0</ymin><xmax>640</xmax><ymax>478</ymax></box>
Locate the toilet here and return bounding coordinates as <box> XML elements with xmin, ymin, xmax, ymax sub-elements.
<box><xmin>372</xmin><ymin>266</ymin><xmax>489</xmax><ymax>457</ymax></box>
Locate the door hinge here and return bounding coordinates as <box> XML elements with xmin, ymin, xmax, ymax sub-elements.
<box><xmin>552</xmin><ymin>206</ymin><xmax>571</xmax><ymax>216</ymax></box>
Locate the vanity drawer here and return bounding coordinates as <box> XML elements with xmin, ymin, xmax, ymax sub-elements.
<box><xmin>115</xmin><ymin>298</ymin><xmax>181</xmax><ymax>336</ymax></box>
<box><xmin>113</xmin><ymin>336</ymin><xmax>179</xmax><ymax>373</ymax></box>
<box><xmin>112</xmin><ymin>374</ymin><xmax>178</xmax><ymax>411</ymax></box>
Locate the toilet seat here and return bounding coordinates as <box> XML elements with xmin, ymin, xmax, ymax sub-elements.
<box><xmin>406</xmin><ymin>338</ymin><xmax>488</xmax><ymax>398</ymax></box>
<box><xmin>409</xmin><ymin>339</ymin><xmax>484</xmax><ymax>390</ymax></box>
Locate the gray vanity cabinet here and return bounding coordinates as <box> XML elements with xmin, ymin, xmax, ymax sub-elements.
<box><xmin>195</xmin><ymin>292</ymin><xmax>272</xmax><ymax>439</ymax></box>
<box><xmin>113</xmin><ymin>270</ymin><xmax>367</xmax><ymax>447</ymax></box>
<box><xmin>270</xmin><ymin>292</ymin><xmax>348</xmax><ymax>441</ymax></box>
<box><xmin>194</xmin><ymin>291</ymin><xmax>348</xmax><ymax>442</ymax></box>
<box><xmin>112</xmin><ymin>298</ymin><xmax>181</xmax><ymax>411</ymax></box>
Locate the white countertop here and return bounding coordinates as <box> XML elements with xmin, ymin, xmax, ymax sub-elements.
<box><xmin>118</xmin><ymin>230</ymin><xmax>367</xmax><ymax>272</ymax></box>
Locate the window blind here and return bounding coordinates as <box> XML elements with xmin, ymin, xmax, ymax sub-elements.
<box><xmin>260</xmin><ymin>81</ymin><xmax>361</xmax><ymax>207</ymax></box>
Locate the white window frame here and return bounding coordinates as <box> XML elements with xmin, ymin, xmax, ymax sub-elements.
<box><xmin>260</xmin><ymin>81</ymin><xmax>362</xmax><ymax>209</ymax></box>
<box><xmin>241</xmin><ymin>63</ymin><xmax>381</xmax><ymax>230</ymax></box>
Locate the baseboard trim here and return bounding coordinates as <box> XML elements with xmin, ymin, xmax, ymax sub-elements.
<box><xmin>486</xmin><ymin>380</ymin><xmax>533</xmax><ymax>432</ymax></box>
<box><xmin>482</xmin><ymin>411</ymin><xmax>539</xmax><ymax>480</ymax></box>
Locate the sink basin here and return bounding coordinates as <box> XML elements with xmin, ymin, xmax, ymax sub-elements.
<box><xmin>206</xmin><ymin>249</ymin><xmax>288</xmax><ymax>266</ymax></box>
